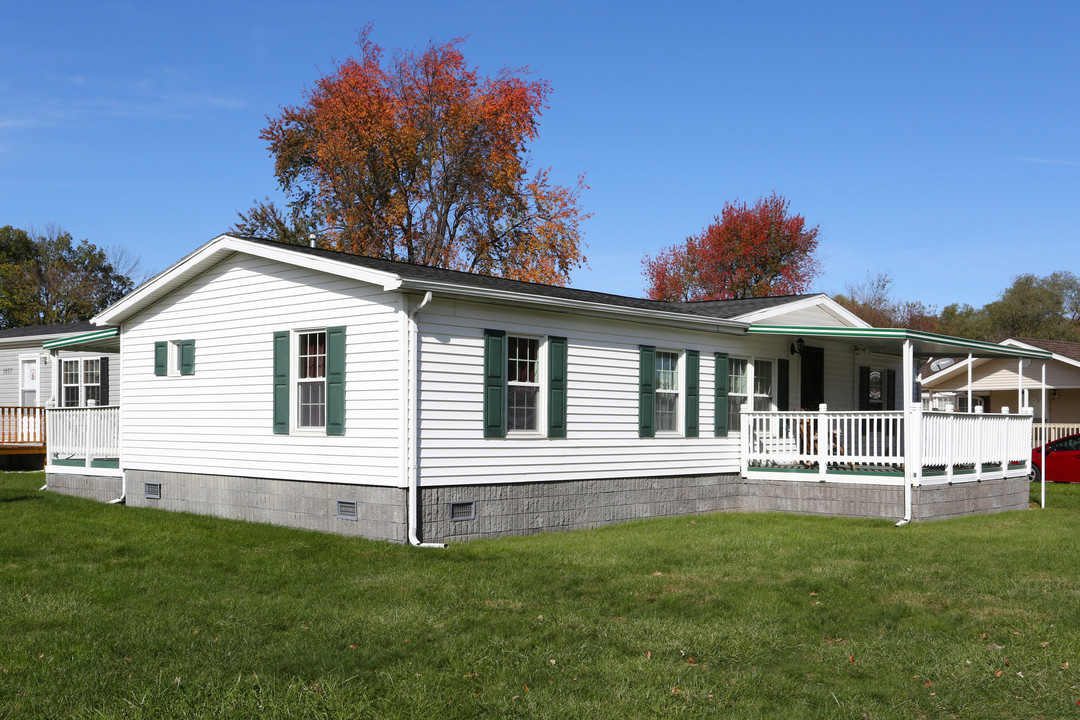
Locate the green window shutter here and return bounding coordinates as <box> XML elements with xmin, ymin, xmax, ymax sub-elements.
<box><xmin>858</xmin><ymin>366</ymin><xmax>871</xmax><ymax>411</ymax></box>
<box><xmin>639</xmin><ymin>345</ymin><xmax>656</xmax><ymax>438</ymax></box>
<box><xmin>483</xmin><ymin>330</ymin><xmax>506</xmax><ymax>438</ymax></box>
<box><xmin>99</xmin><ymin>357</ymin><xmax>110</xmax><ymax>406</ymax></box>
<box><xmin>179</xmin><ymin>339</ymin><xmax>196</xmax><ymax>376</ymax></box>
<box><xmin>273</xmin><ymin>331</ymin><xmax>290</xmax><ymax>435</ymax></box>
<box><xmin>326</xmin><ymin>326</ymin><xmax>346</xmax><ymax>436</ymax></box>
<box><xmin>714</xmin><ymin>352</ymin><xmax>729</xmax><ymax>437</ymax></box>
<box><xmin>886</xmin><ymin>369</ymin><xmax>897</xmax><ymax>411</ymax></box>
<box><xmin>154</xmin><ymin>341</ymin><xmax>167</xmax><ymax>376</ymax></box>
<box><xmin>777</xmin><ymin>358</ymin><xmax>789</xmax><ymax>411</ymax></box>
<box><xmin>547</xmin><ymin>336</ymin><xmax>568</xmax><ymax>438</ymax></box>
<box><xmin>685</xmin><ymin>350</ymin><xmax>699</xmax><ymax>438</ymax></box>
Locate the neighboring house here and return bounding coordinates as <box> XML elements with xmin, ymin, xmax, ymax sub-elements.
<box><xmin>43</xmin><ymin>235</ymin><xmax>1051</xmax><ymax>542</ymax></box>
<box><xmin>921</xmin><ymin>337</ymin><xmax>1080</xmax><ymax>445</ymax></box>
<box><xmin>0</xmin><ymin>322</ymin><xmax>120</xmax><ymax>468</ymax></box>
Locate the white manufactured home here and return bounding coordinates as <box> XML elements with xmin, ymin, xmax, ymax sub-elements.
<box><xmin>44</xmin><ymin>235</ymin><xmax>1050</xmax><ymax>542</ymax></box>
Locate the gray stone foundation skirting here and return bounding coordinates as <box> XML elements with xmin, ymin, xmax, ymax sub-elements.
<box><xmin>46</xmin><ymin>472</ymin><xmax>123</xmax><ymax>503</ymax></box>
<box><xmin>123</xmin><ymin>469</ymin><xmax>407</xmax><ymax>542</ymax></box>
<box><xmin>420</xmin><ymin>473</ymin><xmax>742</xmax><ymax>542</ymax></box>
<box><xmin>44</xmin><ymin>468</ymin><xmax>1031</xmax><ymax>543</ymax></box>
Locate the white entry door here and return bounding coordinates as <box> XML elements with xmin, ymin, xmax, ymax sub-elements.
<box><xmin>20</xmin><ymin>357</ymin><xmax>39</xmax><ymax>406</ymax></box>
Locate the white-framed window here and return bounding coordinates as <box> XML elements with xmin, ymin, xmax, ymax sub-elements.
<box><xmin>753</xmin><ymin>359</ymin><xmax>774</xmax><ymax>411</ymax></box>
<box><xmin>507</xmin><ymin>335</ymin><xmax>541</xmax><ymax>432</ymax></box>
<box><xmin>655</xmin><ymin>350</ymin><xmax>679</xmax><ymax>433</ymax></box>
<box><xmin>61</xmin><ymin>357</ymin><xmax>105</xmax><ymax>407</ymax></box>
<box><xmin>296</xmin><ymin>330</ymin><xmax>327</xmax><ymax>429</ymax></box>
<box><xmin>728</xmin><ymin>357</ymin><xmax>749</xmax><ymax>432</ymax></box>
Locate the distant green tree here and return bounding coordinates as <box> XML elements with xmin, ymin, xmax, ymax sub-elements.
<box><xmin>984</xmin><ymin>272</ymin><xmax>1080</xmax><ymax>342</ymax></box>
<box><xmin>938</xmin><ymin>303</ymin><xmax>994</xmax><ymax>341</ymax></box>
<box><xmin>0</xmin><ymin>225</ymin><xmax>135</xmax><ymax>329</ymax></box>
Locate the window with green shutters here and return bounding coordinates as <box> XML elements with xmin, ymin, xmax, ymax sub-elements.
<box><xmin>273</xmin><ymin>327</ymin><xmax>345</xmax><ymax>436</ymax></box>
<box><xmin>640</xmin><ymin>347</ymin><xmax>698</xmax><ymax>437</ymax></box>
<box><xmin>483</xmin><ymin>330</ymin><xmax>567</xmax><ymax>438</ymax></box>
<box><xmin>154</xmin><ymin>339</ymin><xmax>195</xmax><ymax>376</ymax></box>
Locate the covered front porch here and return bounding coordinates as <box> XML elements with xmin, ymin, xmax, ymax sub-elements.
<box><xmin>739</xmin><ymin>326</ymin><xmax>1051</xmax><ymax>520</ymax></box>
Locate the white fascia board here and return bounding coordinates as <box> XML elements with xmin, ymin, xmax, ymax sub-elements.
<box><xmin>94</xmin><ymin>235</ymin><xmax>403</xmax><ymax>325</ymax></box>
<box><xmin>398</xmin><ymin>279</ymin><xmax>749</xmax><ymax>334</ymax></box>
<box><xmin>732</xmin><ymin>294</ymin><xmax>871</xmax><ymax>328</ymax></box>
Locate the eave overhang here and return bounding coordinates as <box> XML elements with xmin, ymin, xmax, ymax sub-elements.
<box><xmin>747</xmin><ymin>325</ymin><xmax>1054</xmax><ymax>360</ymax></box>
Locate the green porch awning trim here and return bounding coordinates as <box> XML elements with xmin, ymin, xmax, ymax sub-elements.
<box><xmin>42</xmin><ymin>327</ymin><xmax>119</xmax><ymax>349</ymax></box>
<box><xmin>746</xmin><ymin>326</ymin><xmax>1053</xmax><ymax>360</ymax></box>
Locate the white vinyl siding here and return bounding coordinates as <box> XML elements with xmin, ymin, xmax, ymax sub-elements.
<box><xmin>413</xmin><ymin>299</ymin><xmax>799</xmax><ymax>487</ymax></box>
<box><xmin>119</xmin><ymin>254</ymin><xmax>402</xmax><ymax>486</ymax></box>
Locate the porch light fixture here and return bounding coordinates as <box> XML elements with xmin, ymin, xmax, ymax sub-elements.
<box><xmin>790</xmin><ymin>338</ymin><xmax>804</xmax><ymax>356</ymax></box>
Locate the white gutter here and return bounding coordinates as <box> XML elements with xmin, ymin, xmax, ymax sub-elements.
<box><xmin>405</xmin><ymin>292</ymin><xmax>445</xmax><ymax>548</ymax></box>
<box><xmin>398</xmin><ymin>279</ymin><xmax>749</xmax><ymax>334</ymax></box>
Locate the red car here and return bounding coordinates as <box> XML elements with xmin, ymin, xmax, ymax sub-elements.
<box><xmin>1031</xmin><ymin>434</ymin><xmax>1080</xmax><ymax>483</ymax></box>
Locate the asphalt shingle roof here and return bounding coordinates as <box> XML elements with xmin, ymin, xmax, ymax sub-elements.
<box><xmin>235</xmin><ymin>235</ymin><xmax>821</xmax><ymax>321</ymax></box>
<box><xmin>1011</xmin><ymin>337</ymin><xmax>1080</xmax><ymax>363</ymax></box>
<box><xmin>0</xmin><ymin>321</ymin><xmax>96</xmax><ymax>341</ymax></box>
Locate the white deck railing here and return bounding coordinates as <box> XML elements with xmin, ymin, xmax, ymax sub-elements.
<box><xmin>742</xmin><ymin>405</ymin><xmax>1033</xmax><ymax>482</ymax></box>
<box><xmin>46</xmin><ymin>406</ymin><xmax>120</xmax><ymax>466</ymax></box>
<box><xmin>921</xmin><ymin>411</ymin><xmax>1031</xmax><ymax>476</ymax></box>
<box><xmin>742</xmin><ymin>408</ymin><xmax>904</xmax><ymax>478</ymax></box>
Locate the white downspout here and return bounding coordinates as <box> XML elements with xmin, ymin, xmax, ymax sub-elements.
<box><xmin>896</xmin><ymin>339</ymin><xmax>915</xmax><ymax>526</ymax></box>
<box><xmin>406</xmin><ymin>292</ymin><xmax>445</xmax><ymax>548</ymax></box>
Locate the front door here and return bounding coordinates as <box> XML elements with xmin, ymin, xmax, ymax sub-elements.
<box><xmin>20</xmin><ymin>357</ymin><xmax>38</xmax><ymax>406</ymax></box>
<box><xmin>800</xmin><ymin>345</ymin><xmax>824</xmax><ymax>409</ymax></box>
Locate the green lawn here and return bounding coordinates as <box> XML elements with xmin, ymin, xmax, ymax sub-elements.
<box><xmin>2</xmin><ymin>473</ymin><xmax>1079</xmax><ymax>719</ymax></box>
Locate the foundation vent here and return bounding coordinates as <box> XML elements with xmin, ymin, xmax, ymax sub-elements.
<box><xmin>450</xmin><ymin>500</ymin><xmax>475</xmax><ymax>521</ymax></box>
<box><xmin>144</xmin><ymin>482</ymin><xmax>161</xmax><ymax>500</ymax></box>
<box><xmin>336</xmin><ymin>500</ymin><xmax>358</xmax><ymax>520</ymax></box>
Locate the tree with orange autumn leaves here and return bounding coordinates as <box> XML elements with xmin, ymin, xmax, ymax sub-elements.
<box><xmin>642</xmin><ymin>192</ymin><xmax>821</xmax><ymax>301</ymax></box>
<box><xmin>236</xmin><ymin>30</ymin><xmax>588</xmax><ymax>286</ymax></box>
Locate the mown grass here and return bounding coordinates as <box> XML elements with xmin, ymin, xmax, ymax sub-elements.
<box><xmin>2</xmin><ymin>474</ymin><xmax>1079</xmax><ymax>719</ymax></box>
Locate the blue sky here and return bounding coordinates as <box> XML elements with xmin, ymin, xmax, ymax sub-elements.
<box><xmin>2</xmin><ymin>1</ymin><xmax>1077</xmax><ymax>311</ymax></box>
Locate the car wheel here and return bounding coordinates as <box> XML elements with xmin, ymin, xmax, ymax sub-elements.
<box><xmin>1030</xmin><ymin>466</ymin><xmax>1042</xmax><ymax>484</ymax></box>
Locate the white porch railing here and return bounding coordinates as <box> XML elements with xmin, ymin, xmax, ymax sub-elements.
<box><xmin>921</xmin><ymin>411</ymin><xmax>1031</xmax><ymax>480</ymax></box>
<box><xmin>742</xmin><ymin>407</ymin><xmax>904</xmax><ymax>479</ymax></box>
<box><xmin>46</xmin><ymin>406</ymin><xmax>120</xmax><ymax>467</ymax></box>
<box><xmin>742</xmin><ymin>405</ymin><xmax>1033</xmax><ymax>482</ymax></box>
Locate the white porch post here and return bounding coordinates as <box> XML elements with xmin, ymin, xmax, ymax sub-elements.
<box><xmin>818</xmin><ymin>403</ymin><xmax>828</xmax><ymax>481</ymax></box>
<box><xmin>898</xmin><ymin>339</ymin><xmax>917</xmax><ymax>525</ymax></box>
<box><xmin>739</xmin><ymin>403</ymin><xmax>750</xmax><ymax>477</ymax></box>
<box><xmin>972</xmin><ymin>354</ymin><xmax>980</xmax><ymax>414</ymax></box>
<box><xmin>1041</xmin><ymin>360</ymin><xmax>1047</xmax><ymax>509</ymax></box>
<box><xmin>1017</xmin><ymin>358</ymin><xmax>1023</xmax><ymax>414</ymax></box>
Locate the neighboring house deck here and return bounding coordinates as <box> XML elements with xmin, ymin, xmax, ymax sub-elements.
<box><xmin>0</xmin><ymin>322</ymin><xmax>120</xmax><ymax>468</ymax></box>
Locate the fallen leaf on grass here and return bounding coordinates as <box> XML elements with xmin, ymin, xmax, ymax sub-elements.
<box><xmin>849</xmin><ymin>655</ymin><xmax>855</xmax><ymax>664</ymax></box>
<box><xmin>994</xmin><ymin>671</ymin><xmax>1004</xmax><ymax>678</ymax></box>
<box><xmin>987</xmin><ymin>644</ymin><xmax>1004</xmax><ymax>650</ymax></box>
<box><xmin>1063</xmin><ymin>662</ymin><xmax>1070</xmax><ymax>670</ymax></box>
<box><xmin>646</xmin><ymin>651</ymin><xmax>651</xmax><ymax>660</ymax></box>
